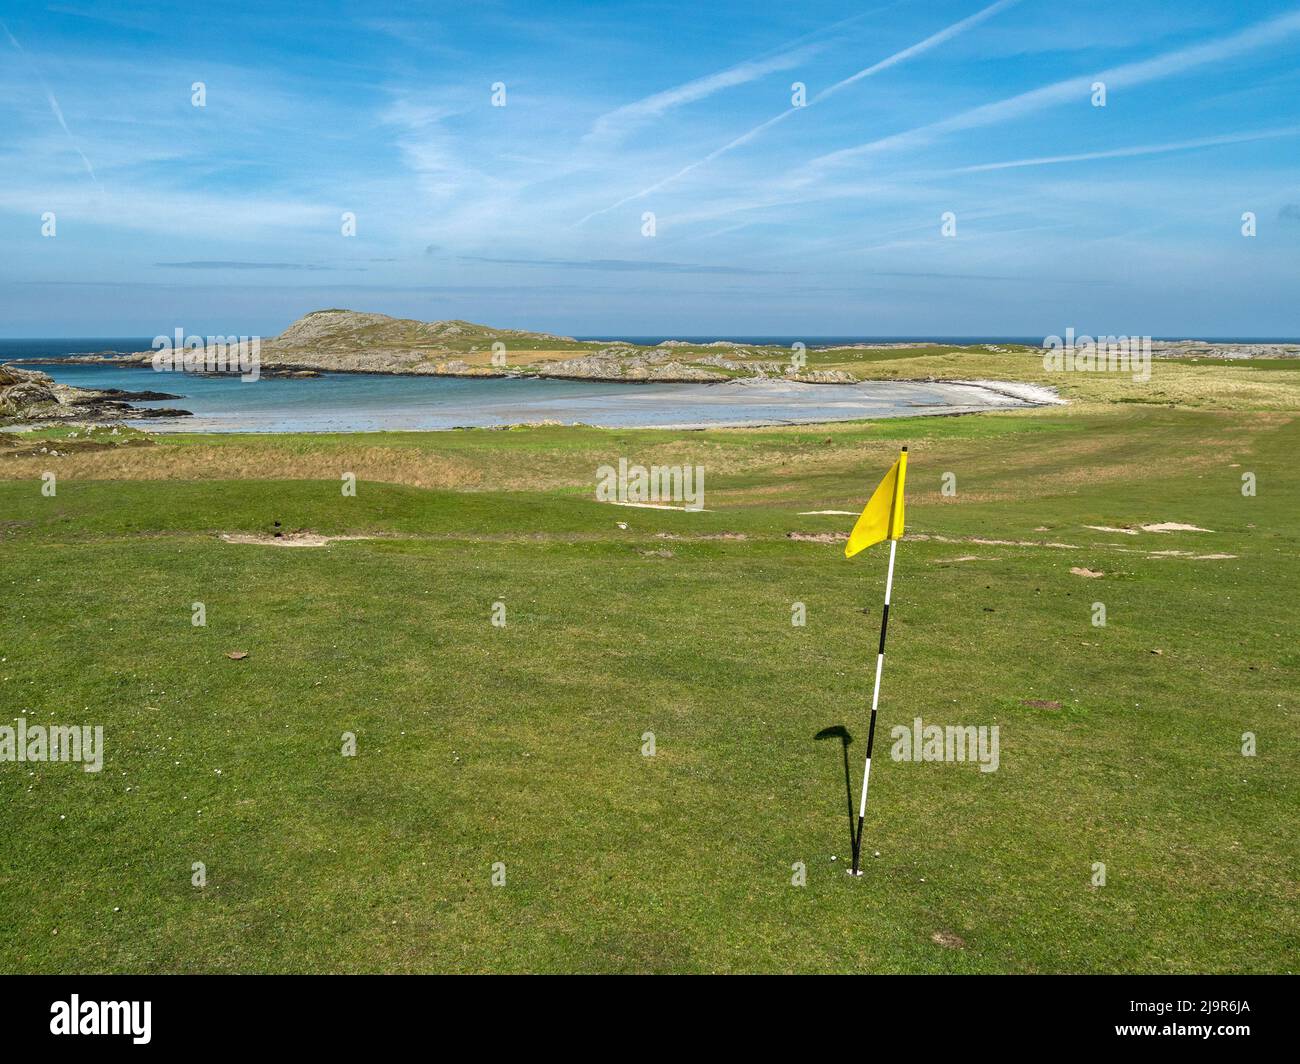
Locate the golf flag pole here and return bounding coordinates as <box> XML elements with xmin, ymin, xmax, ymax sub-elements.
<box><xmin>844</xmin><ymin>446</ymin><xmax>907</xmax><ymax>876</ymax></box>
<box><xmin>851</xmin><ymin>535</ymin><xmax>895</xmax><ymax>875</ymax></box>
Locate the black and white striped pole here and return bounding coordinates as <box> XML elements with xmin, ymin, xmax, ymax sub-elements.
<box><xmin>850</xmin><ymin>447</ymin><xmax>904</xmax><ymax>876</ymax></box>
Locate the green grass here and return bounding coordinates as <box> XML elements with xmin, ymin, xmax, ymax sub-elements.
<box><xmin>1</xmin><ymin>402</ymin><xmax>1297</xmax><ymax>973</ymax></box>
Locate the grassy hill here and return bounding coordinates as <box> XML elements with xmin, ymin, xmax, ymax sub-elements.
<box><xmin>274</xmin><ymin>308</ymin><xmax>577</xmax><ymax>352</ymax></box>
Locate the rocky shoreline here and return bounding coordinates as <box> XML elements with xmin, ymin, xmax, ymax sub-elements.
<box><xmin>18</xmin><ymin>349</ymin><xmax>846</xmax><ymax>384</ymax></box>
<box><xmin>0</xmin><ymin>365</ymin><xmax>190</xmax><ymax>425</ymax></box>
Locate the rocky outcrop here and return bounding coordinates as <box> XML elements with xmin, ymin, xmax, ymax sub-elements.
<box><xmin>0</xmin><ymin>365</ymin><xmax>60</xmax><ymax>419</ymax></box>
<box><xmin>529</xmin><ymin>352</ymin><xmax>721</xmax><ymax>382</ymax></box>
<box><xmin>1149</xmin><ymin>340</ymin><xmax>1300</xmax><ymax>359</ymax></box>
<box><xmin>0</xmin><ymin>365</ymin><xmax>188</xmax><ymax>426</ymax></box>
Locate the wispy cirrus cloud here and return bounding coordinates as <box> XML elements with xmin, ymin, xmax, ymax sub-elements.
<box><xmin>460</xmin><ymin>255</ymin><xmax>769</xmax><ymax>275</ymax></box>
<box><xmin>1</xmin><ymin>19</ymin><xmax>98</xmax><ymax>185</ymax></box>
<box><xmin>155</xmin><ymin>261</ymin><xmax>365</xmax><ymax>271</ymax></box>
<box><xmin>380</xmin><ymin>97</ymin><xmax>478</xmax><ymax>202</ymax></box>
<box><xmin>576</xmin><ymin>0</ymin><xmax>1023</xmax><ymax>223</ymax></box>
<box><xmin>803</xmin><ymin>8</ymin><xmax>1300</xmax><ymax>177</ymax></box>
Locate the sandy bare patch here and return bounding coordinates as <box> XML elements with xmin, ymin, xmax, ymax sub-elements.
<box><xmin>220</xmin><ymin>531</ymin><xmax>375</xmax><ymax>548</ymax></box>
<box><xmin>1070</xmin><ymin>567</ymin><xmax>1104</xmax><ymax>578</ymax></box>
<box><xmin>605</xmin><ymin>501</ymin><xmax>710</xmax><ymax>512</ymax></box>
<box><xmin>903</xmin><ymin>532</ymin><xmax>1231</xmax><ymax>562</ymax></box>
<box><xmin>930</xmin><ymin>930</ymin><xmax>966</xmax><ymax>949</ymax></box>
<box><xmin>1085</xmin><ymin>525</ymin><xmax>1139</xmax><ymax>535</ymax></box>
<box><xmin>1140</xmin><ymin>522</ymin><xmax>1214</xmax><ymax>533</ymax></box>
<box><xmin>655</xmin><ymin>531</ymin><xmax>746</xmax><ymax>540</ymax></box>
<box><xmin>787</xmin><ymin>531</ymin><xmax>848</xmax><ymax>543</ymax></box>
<box><xmin>909</xmin><ymin>533</ymin><xmax>1084</xmax><ymax>549</ymax></box>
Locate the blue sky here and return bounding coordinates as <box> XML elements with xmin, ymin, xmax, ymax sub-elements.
<box><xmin>1</xmin><ymin>0</ymin><xmax>1298</xmax><ymax>337</ymax></box>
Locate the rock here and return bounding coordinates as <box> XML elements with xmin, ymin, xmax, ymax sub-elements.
<box><xmin>787</xmin><ymin>369</ymin><xmax>857</xmax><ymax>383</ymax></box>
<box><xmin>0</xmin><ymin>366</ymin><xmax>60</xmax><ymax>419</ymax></box>
<box><xmin>535</xmin><ymin>354</ymin><xmax>722</xmax><ymax>382</ymax></box>
<box><xmin>0</xmin><ymin>364</ymin><xmax>189</xmax><ymax>426</ymax></box>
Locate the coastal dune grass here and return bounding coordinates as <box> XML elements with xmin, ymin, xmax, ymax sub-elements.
<box><xmin>0</xmin><ymin>404</ymin><xmax>1285</xmax><ymax>498</ymax></box>
<box><xmin>0</xmin><ymin>402</ymin><xmax>1297</xmax><ymax>972</ymax></box>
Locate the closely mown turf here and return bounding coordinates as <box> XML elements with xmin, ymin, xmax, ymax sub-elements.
<box><xmin>1</xmin><ymin>395</ymin><xmax>1296</xmax><ymax>972</ymax></box>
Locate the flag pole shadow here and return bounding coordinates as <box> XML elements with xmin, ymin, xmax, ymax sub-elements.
<box><xmin>814</xmin><ymin>725</ymin><xmax>855</xmax><ymax>857</ymax></box>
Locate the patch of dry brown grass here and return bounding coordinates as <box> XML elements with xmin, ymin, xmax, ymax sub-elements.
<box><xmin>0</xmin><ymin>442</ymin><xmax>487</xmax><ymax>490</ymax></box>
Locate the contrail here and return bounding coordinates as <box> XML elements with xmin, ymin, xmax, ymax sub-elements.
<box><xmin>583</xmin><ymin>44</ymin><xmax>824</xmax><ymax>147</ymax></box>
<box><xmin>809</xmin><ymin>0</ymin><xmax>1021</xmax><ymax>105</ymax></box>
<box><xmin>804</xmin><ymin>8</ymin><xmax>1300</xmax><ymax>176</ymax></box>
<box><xmin>576</xmin><ymin>0</ymin><xmax>1021</xmax><ymax>224</ymax></box>
<box><xmin>949</xmin><ymin>126</ymin><xmax>1300</xmax><ymax>173</ymax></box>
<box><xmin>581</xmin><ymin>1</ymin><xmax>910</xmax><ymax>147</ymax></box>
<box><xmin>2</xmin><ymin>20</ymin><xmax>99</xmax><ymax>185</ymax></box>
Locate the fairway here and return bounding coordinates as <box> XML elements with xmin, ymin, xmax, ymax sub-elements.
<box><xmin>2</xmin><ymin>402</ymin><xmax>1296</xmax><ymax>973</ymax></box>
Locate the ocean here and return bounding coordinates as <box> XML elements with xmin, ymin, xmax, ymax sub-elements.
<box><xmin>1</xmin><ymin>356</ymin><xmax>1040</xmax><ymax>433</ymax></box>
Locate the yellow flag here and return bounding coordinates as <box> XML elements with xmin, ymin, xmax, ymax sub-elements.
<box><xmin>845</xmin><ymin>449</ymin><xmax>907</xmax><ymax>558</ymax></box>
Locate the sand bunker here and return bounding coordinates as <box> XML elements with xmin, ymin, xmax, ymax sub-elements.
<box><xmin>1085</xmin><ymin>522</ymin><xmax>1214</xmax><ymax>534</ymax></box>
<box><xmin>604</xmin><ymin>501</ymin><xmax>711</xmax><ymax>512</ymax></box>
<box><xmin>1139</xmin><ymin>522</ymin><xmax>1214</xmax><ymax>533</ymax></box>
<box><xmin>220</xmin><ymin>532</ymin><xmax>374</xmax><ymax>547</ymax></box>
<box><xmin>655</xmin><ymin>531</ymin><xmax>746</xmax><ymax>540</ymax></box>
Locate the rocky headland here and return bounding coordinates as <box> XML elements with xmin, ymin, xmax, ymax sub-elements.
<box><xmin>0</xmin><ymin>364</ymin><xmax>188</xmax><ymax>425</ymax></box>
